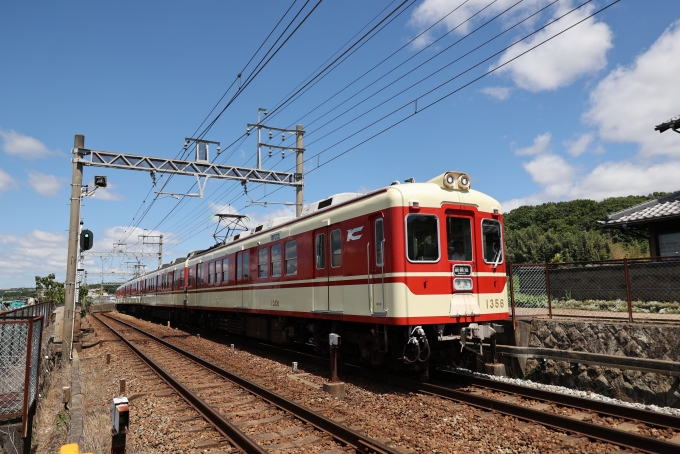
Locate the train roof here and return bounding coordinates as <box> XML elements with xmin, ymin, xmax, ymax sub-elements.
<box><xmin>123</xmin><ymin>171</ymin><xmax>502</xmax><ymax>284</ymax></box>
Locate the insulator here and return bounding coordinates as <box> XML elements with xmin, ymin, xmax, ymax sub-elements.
<box><xmin>268</xmin><ymin>130</ymin><xmax>273</xmax><ymax>139</ymax></box>
<box><xmin>281</xmin><ymin>150</ymin><xmax>285</xmax><ymax>159</ymax></box>
<box><xmin>281</xmin><ymin>132</ymin><xmax>285</xmax><ymax>141</ymax></box>
<box><xmin>268</xmin><ymin>148</ymin><xmax>272</xmax><ymax>158</ymax></box>
<box><xmin>246</xmin><ymin>127</ymin><xmax>251</xmax><ymax>136</ymax></box>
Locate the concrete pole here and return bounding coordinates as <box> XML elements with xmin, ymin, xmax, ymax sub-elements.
<box><xmin>158</xmin><ymin>234</ymin><xmax>163</xmax><ymax>269</ymax></box>
<box><xmin>62</xmin><ymin>134</ymin><xmax>84</xmax><ymax>357</ymax></box>
<box><xmin>295</xmin><ymin>124</ymin><xmax>304</xmax><ymax>217</ymax></box>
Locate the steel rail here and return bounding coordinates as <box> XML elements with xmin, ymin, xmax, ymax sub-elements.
<box><xmin>92</xmin><ymin>314</ymin><xmax>265</xmax><ymax>454</ymax></box>
<box><xmin>441</xmin><ymin>370</ymin><xmax>680</xmax><ymax>431</ymax></box>
<box><xmin>346</xmin><ymin>366</ymin><xmax>680</xmax><ymax>454</ymax></box>
<box><xmin>113</xmin><ymin>312</ymin><xmax>680</xmax><ymax>452</ymax></box>
<box><xmin>99</xmin><ymin>313</ymin><xmax>397</xmax><ymax>454</ymax></box>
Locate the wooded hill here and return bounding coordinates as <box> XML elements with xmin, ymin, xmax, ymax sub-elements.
<box><xmin>503</xmin><ymin>194</ymin><xmax>665</xmax><ymax>263</ymax></box>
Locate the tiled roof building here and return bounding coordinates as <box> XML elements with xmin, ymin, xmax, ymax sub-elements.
<box><xmin>600</xmin><ymin>191</ymin><xmax>680</xmax><ymax>257</ymax></box>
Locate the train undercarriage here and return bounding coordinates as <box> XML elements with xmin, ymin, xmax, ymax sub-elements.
<box><xmin>117</xmin><ymin>304</ymin><xmax>503</xmax><ymax>375</ymax></box>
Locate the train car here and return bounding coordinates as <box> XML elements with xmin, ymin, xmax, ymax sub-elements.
<box><xmin>117</xmin><ymin>171</ymin><xmax>508</xmax><ymax>371</ymax></box>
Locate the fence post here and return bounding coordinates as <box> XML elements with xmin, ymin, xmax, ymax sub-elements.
<box><xmin>623</xmin><ymin>258</ymin><xmax>633</xmax><ymax>323</ymax></box>
<box><xmin>508</xmin><ymin>264</ymin><xmax>516</xmax><ymax>331</ymax></box>
<box><xmin>22</xmin><ymin>319</ymin><xmax>34</xmax><ymax>439</ymax></box>
<box><xmin>545</xmin><ymin>263</ymin><xmax>552</xmax><ymax>319</ymax></box>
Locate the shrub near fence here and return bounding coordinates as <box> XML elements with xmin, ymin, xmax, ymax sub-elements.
<box><xmin>509</xmin><ymin>257</ymin><xmax>680</xmax><ymax>322</ymax></box>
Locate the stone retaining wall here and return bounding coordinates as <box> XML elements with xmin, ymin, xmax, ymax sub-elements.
<box><xmin>515</xmin><ymin>318</ymin><xmax>680</xmax><ymax>407</ymax></box>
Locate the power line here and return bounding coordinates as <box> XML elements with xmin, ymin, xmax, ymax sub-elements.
<box><xmin>163</xmin><ymin>0</ymin><xmax>620</xmax><ymax>253</ymax></box>
<box><xmin>114</xmin><ymin>1</ymin><xmax>317</xmax><ymax>245</ymax></box>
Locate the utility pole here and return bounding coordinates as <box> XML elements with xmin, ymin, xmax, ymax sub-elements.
<box><xmin>295</xmin><ymin>124</ymin><xmax>304</xmax><ymax>217</ymax></box>
<box><xmin>63</xmin><ymin>134</ymin><xmax>84</xmax><ymax>357</ymax></box>
<box><xmin>257</xmin><ymin>107</ymin><xmax>267</xmax><ymax>169</ymax></box>
<box><xmin>246</xmin><ymin>117</ymin><xmax>305</xmax><ymax>216</ymax></box>
<box><xmin>139</xmin><ymin>233</ymin><xmax>163</xmax><ymax>269</ymax></box>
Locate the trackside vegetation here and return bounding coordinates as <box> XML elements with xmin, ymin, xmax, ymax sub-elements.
<box><xmin>504</xmin><ymin>194</ymin><xmax>665</xmax><ymax>263</ymax></box>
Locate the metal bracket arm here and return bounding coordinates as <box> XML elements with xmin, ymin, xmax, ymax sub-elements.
<box><xmin>76</xmin><ymin>148</ymin><xmax>301</xmax><ymax>186</ymax></box>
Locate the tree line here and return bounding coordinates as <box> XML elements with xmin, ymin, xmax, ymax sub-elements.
<box><xmin>503</xmin><ymin>194</ymin><xmax>664</xmax><ymax>263</ymax></box>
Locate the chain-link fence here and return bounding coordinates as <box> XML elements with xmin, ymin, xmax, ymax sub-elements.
<box><xmin>509</xmin><ymin>257</ymin><xmax>680</xmax><ymax>322</ymax></box>
<box><xmin>0</xmin><ymin>316</ymin><xmax>44</xmax><ymax>438</ymax></box>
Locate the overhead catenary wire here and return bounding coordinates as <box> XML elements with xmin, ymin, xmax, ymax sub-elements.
<box><xmin>162</xmin><ymin>0</ymin><xmax>620</xmax><ymax>254</ymax></box>
<box><xmin>114</xmin><ymin>0</ymin><xmax>319</xmax><ymax>246</ymax></box>
<box><xmin>153</xmin><ymin>0</ymin><xmax>545</xmax><ymax>247</ymax></box>
<box><xmin>142</xmin><ymin>0</ymin><xmax>422</xmax><ymax>237</ymax></box>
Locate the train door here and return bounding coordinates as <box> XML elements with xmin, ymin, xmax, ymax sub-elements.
<box><xmin>235</xmin><ymin>250</ymin><xmax>250</xmax><ymax>308</ymax></box>
<box><xmin>369</xmin><ymin>215</ymin><xmax>387</xmax><ymax>315</ymax></box>
<box><xmin>313</xmin><ymin>227</ymin><xmax>329</xmax><ymax>312</ymax></box>
<box><xmin>446</xmin><ymin>212</ymin><xmax>480</xmax><ymax>316</ymax></box>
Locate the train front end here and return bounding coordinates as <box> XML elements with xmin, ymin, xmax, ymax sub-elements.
<box><xmin>387</xmin><ymin>171</ymin><xmax>508</xmax><ymax>369</ymax></box>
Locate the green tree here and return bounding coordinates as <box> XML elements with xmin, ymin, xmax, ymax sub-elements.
<box><xmin>35</xmin><ymin>274</ymin><xmax>65</xmax><ymax>304</ymax></box>
<box><xmin>503</xmin><ymin>194</ymin><xmax>662</xmax><ymax>263</ymax></box>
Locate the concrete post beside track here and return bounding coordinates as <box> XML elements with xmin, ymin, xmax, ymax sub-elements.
<box><xmin>62</xmin><ymin>134</ymin><xmax>84</xmax><ymax>358</ymax></box>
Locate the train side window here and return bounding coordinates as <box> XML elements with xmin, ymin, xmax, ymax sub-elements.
<box><xmin>316</xmin><ymin>233</ymin><xmax>326</xmax><ymax>269</ymax></box>
<box><xmin>209</xmin><ymin>262</ymin><xmax>215</xmax><ymax>284</ymax></box>
<box><xmin>243</xmin><ymin>252</ymin><xmax>249</xmax><ymax>279</ymax></box>
<box><xmin>188</xmin><ymin>266</ymin><xmax>194</xmax><ymax>287</ymax></box>
<box><xmin>285</xmin><ymin>240</ymin><xmax>297</xmax><ymax>275</ymax></box>
<box><xmin>406</xmin><ymin>214</ymin><xmax>440</xmax><ymax>262</ymax></box>
<box><xmin>446</xmin><ymin>217</ymin><xmax>473</xmax><ymax>262</ymax></box>
<box><xmin>215</xmin><ymin>260</ymin><xmax>221</xmax><ymax>285</ymax></box>
<box><xmin>198</xmin><ymin>264</ymin><xmax>204</xmax><ymax>285</ymax></box>
<box><xmin>331</xmin><ymin>229</ymin><xmax>342</xmax><ymax>268</ymax></box>
<box><xmin>271</xmin><ymin>244</ymin><xmax>282</xmax><ymax>277</ymax></box>
<box><xmin>222</xmin><ymin>258</ymin><xmax>228</xmax><ymax>283</ymax></box>
<box><xmin>482</xmin><ymin>219</ymin><xmax>503</xmax><ymax>265</ymax></box>
<box><xmin>258</xmin><ymin>248</ymin><xmax>268</xmax><ymax>278</ymax></box>
<box><xmin>237</xmin><ymin>254</ymin><xmax>242</xmax><ymax>280</ymax></box>
<box><xmin>375</xmin><ymin>218</ymin><xmax>384</xmax><ymax>267</ymax></box>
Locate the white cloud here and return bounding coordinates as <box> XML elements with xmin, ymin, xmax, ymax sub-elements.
<box><xmin>585</xmin><ymin>20</ymin><xmax>680</xmax><ymax>157</ymax></box>
<box><xmin>0</xmin><ymin>129</ymin><xmax>53</xmax><ymax>159</ymax></box>
<box><xmin>495</xmin><ymin>2</ymin><xmax>612</xmax><ymax>91</ymax></box>
<box><xmin>503</xmin><ymin>158</ymin><xmax>680</xmax><ymax>211</ymax></box>
<box><xmin>523</xmin><ymin>152</ymin><xmax>576</xmax><ymax>197</ymax></box>
<box><xmin>515</xmin><ymin>132</ymin><xmax>551</xmax><ymax>155</ymax></box>
<box><xmin>84</xmin><ymin>180</ymin><xmax>125</xmax><ymax>201</ymax></box>
<box><xmin>0</xmin><ymin>230</ymin><xmax>68</xmax><ymax>285</ymax></box>
<box><xmin>564</xmin><ymin>133</ymin><xmax>594</xmax><ymax>157</ymax></box>
<box><xmin>408</xmin><ymin>0</ymin><xmax>552</xmax><ymax>49</ymax></box>
<box><xmin>0</xmin><ymin>168</ymin><xmax>17</xmax><ymax>195</ymax></box>
<box><xmin>480</xmin><ymin>86</ymin><xmax>511</xmax><ymax>100</ymax></box>
<box><xmin>27</xmin><ymin>171</ymin><xmax>65</xmax><ymax>196</ymax></box>
<box><xmin>571</xmin><ymin>161</ymin><xmax>680</xmax><ymax>201</ymax></box>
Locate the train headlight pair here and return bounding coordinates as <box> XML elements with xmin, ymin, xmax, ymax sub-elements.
<box><xmin>442</xmin><ymin>171</ymin><xmax>471</xmax><ymax>191</ymax></box>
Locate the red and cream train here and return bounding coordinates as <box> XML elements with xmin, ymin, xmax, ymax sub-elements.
<box><xmin>116</xmin><ymin>171</ymin><xmax>509</xmax><ymax>369</ymax></box>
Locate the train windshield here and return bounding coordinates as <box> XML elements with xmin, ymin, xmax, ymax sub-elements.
<box><xmin>482</xmin><ymin>219</ymin><xmax>503</xmax><ymax>265</ymax></box>
<box><xmin>446</xmin><ymin>217</ymin><xmax>472</xmax><ymax>261</ymax></box>
<box><xmin>406</xmin><ymin>214</ymin><xmax>439</xmax><ymax>262</ymax></box>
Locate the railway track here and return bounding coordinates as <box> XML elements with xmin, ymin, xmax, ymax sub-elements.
<box><xmin>93</xmin><ymin>313</ymin><xmax>398</xmax><ymax>454</ymax></box>
<box><xmin>109</xmin><ymin>312</ymin><xmax>680</xmax><ymax>453</ymax></box>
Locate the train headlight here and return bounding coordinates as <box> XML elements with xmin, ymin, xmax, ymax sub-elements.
<box><xmin>454</xmin><ymin>278</ymin><xmax>473</xmax><ymax>292</ymax></box>
<box><xmin>442</xmin><ymin>171</ymin><xmax>471</xmax><ymax>190</ymax></box>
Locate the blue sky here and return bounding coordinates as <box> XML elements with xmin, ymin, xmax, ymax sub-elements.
<box><xmin>1</xmin><ymin>0</ymin><xmax>679</xmax><ymax>288</ymax></box>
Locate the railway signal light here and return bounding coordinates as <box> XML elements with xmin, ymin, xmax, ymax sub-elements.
<box><xmin>80</xmin><ymin>229</ymin><xmax>94</xmax><ymax>251</ymax></box>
